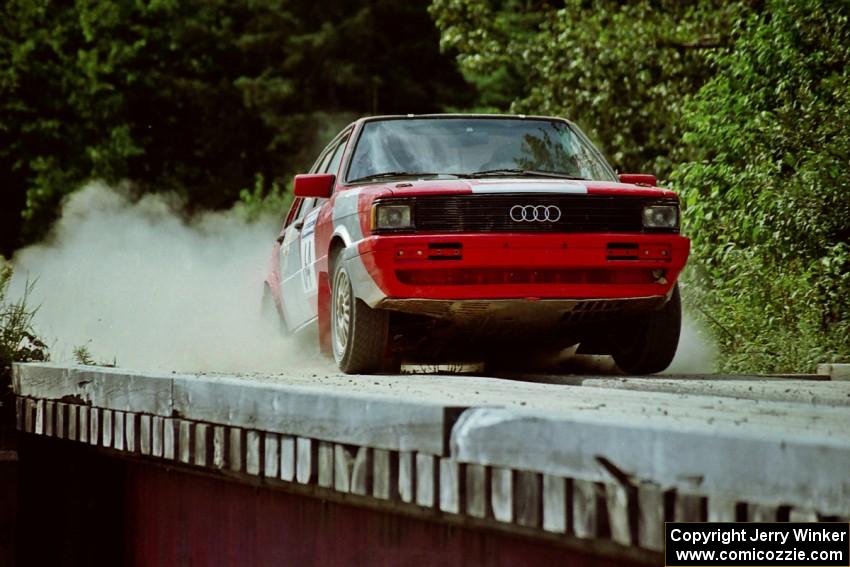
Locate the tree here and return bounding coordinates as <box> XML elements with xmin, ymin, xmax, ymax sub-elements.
<box><xmin>430</xmin><ymin>0</ymin><xmax>749</xmax><ymax>176</ymax></box>
<box><xmin>0</xmin><ymin>0</ymin><xmax>472</xmax><ymax>254</ymax></box>
<box><xmin>673</xmin><ymin>0</ymin><xmax>850</xmax><ymax>372</ymax></box>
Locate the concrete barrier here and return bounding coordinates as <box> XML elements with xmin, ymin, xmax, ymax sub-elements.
<box><xmin>12</xmin><ymin>362</ymin><xmax>850</xmax><ymax>561</ymax></box>
<box><xmin>451</xmin><ymin>405</ymin><xmax>850</xmax><ymax>512</ymax></box>
<box><xmin>582</xmin><ymin>377</ymin><xmax>850</xmax><ymax>406</ymax></box>
<box><xmin>13</xmin><ymin>363</ymin><xmax>462</xmax><ymax>454</ymax></box>
<box><xmin>818</xmin><ymin>363</ymin><xmax>850</xmax><ymax>381</ymax></box>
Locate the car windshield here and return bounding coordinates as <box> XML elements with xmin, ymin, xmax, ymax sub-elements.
<box><xmin>345</xmin><ymin>117</ymin><xmax>617</xmax><ymax>183</ymax></box>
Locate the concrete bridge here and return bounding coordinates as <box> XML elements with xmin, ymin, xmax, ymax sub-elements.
<box><xmin>4</xmin><ymin>363</ymin><xmax>850</xmax><ymax>565</ymax></box>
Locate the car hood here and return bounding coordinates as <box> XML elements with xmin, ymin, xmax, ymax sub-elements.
<box><xmin>366</xmin><ymin>178</ymin><xmax>678</xmax><ymax>199</ymax></box>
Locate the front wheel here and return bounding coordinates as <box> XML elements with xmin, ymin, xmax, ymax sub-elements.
<box><xmin>331</xmin><ymin>259</ymin><xmax>390</xmax><ymax>374</ymax></box>
<box><xmin>611</xmin><ymin>284</ymin><xmax>681</xmax><ymax>375</ymax></box>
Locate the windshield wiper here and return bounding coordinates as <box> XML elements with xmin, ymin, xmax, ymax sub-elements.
<box><xmin>348</xmin><ymin>169</ymin><xmax>586</xmax><ymax>184</ymax></box>
<box><xmin>347</xmin><ymin>171</ymin><xmax>445</xmax><ymax>184</ymax></box>
<box><xmin>464</xmin><ymin>169</ymin><xmax>587</xmax><ymax>180</ymax></box>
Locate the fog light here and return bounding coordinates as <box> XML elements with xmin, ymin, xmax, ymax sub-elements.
<box><xmin>652</xmin><ymin>269</ymin><xmax>668</xmax><ymax>284</ymax></box>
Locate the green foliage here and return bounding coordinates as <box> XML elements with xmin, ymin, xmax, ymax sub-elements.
<box><xmin>673</xmin><ymin>0</ymin><xmax>850</xmax><ymax>372</ymax></box>
<box><xmin>72</xmin><ymin>344</ymin><xmax>95</xmax><ymax>367</ymax></box>
<box><xmin>0</xmin><ymin>262</ymin><xmax>48</xmax><ymax>385</ymax></box>
<box><xmin>233</xmin><ymin>173</ymin><xmax>294</xmax><ymax>224</ymax></box>
<box><xmin>433</xmin><ymin>0</ymin><xmax>849</xmax><ymax>373</ymax></box>
<box><xmin>233</xmin><ymin>110</ymin><xmax>356</xmax><ymax>223</ymax></box>
<box><xmin>71</xmin><ymin>342</ymin><xmax>115</xmax><ymax>367</ymax></box>
<box><xmin>3</xmin><ymin>0</ymin><xmax>846</xmax><ymax>375</ymax></box>
<box><xmin>0</xmin><ymin>0</ymin><xmax>472</xmax><ymax>254</ymax></box>
<box><xmin>430</xmin><ymin>0</ymin><xmax>748</xmax><ymax>176</ymax></box>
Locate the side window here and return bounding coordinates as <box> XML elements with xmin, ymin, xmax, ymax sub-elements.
<box><xmin>284</xmin><ymin>198</ymin><xmax>304</xmax><ymax>228</ymax></box>
<box><xmin>292</xmin><ymin>129</ymin><xmax>352</xmax><ymax>226</ymax></box>
<box><xmin>316</xmin><ymin>148</ymin><xmax>335</xmax><ymax>175</ymax></box>
<box><xmin>296</xmin><ymin>198</ymin><xmax>316</xmax><ymax>222</ymax></box>
<box><xmin>284</xmin><ymin>197</ymin><xmax>316</xmax><ymax>227</ymax></box>
<box><xmin>324</xmin><ymin>136</ymin><xmax>349</xmax><ymax>176</ymax></box>
<box><xmin>302</xmin><ymin>136</ymin><xmax>349</xmax><ymax>218</ymax></box>
<box><xmin>289</xmin><ymin>148</ymin><xmax>333</xmax><ymax>227</ymax></box>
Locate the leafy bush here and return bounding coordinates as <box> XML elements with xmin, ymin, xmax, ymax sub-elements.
<box><xmin>233</xmin><ymin>173</ymin><xmax>294</xmax><ymax>224</ymax></box>
<box><xmin>0</xmin><ymin>261</ymin><xmax>48</xmax><ymax>385</ymax></box>
<box><xmin>432</xmin><ymin>0</ymin><xmax>849</xmax><ymax>372</ymax></box>
<box><xmin>673</xmin><ymin>0</ymin><xmax>850</xmax><ymax>372</ymax></box>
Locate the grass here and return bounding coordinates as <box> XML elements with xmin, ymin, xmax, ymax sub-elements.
<box><xmin>72</xmin><ymin>342</ymin><xmax>116</xmax><ymax>367</ymax></box>
<box><xmin>72</xmin><ymin>344</ymin><xmax>95</xmax><ymax>366</ymax></box>
<box><xmin>0</xmin><ymin>261</ymin><xmax>48</xmax><ymax>385</ymax></box>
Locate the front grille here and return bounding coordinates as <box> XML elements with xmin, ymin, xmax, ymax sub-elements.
<box><xmin>394</xmin><ymin>194</ymin><xmax>676</xmax><ymax>233</ymax></box>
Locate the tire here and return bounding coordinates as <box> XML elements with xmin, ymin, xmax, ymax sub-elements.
<box><xmin>611</xmin><ymin>283</ymin><xmax>681</xmax><ymax>375</ymax></box>
<box><xmin>331</xmin><ymin>258</ymin><xmax>390</xmax><ymax>374</ymax></box>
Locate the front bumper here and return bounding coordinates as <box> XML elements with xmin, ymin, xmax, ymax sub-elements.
<box><xmin>354</xmin><ymin>233</ymin><xmax>690</xmax><ymax>303</ymax></box>
<box><xmin>377</xmin><ymin>296</ymin><xmax>668</xmax><ymax>329</ymax></box>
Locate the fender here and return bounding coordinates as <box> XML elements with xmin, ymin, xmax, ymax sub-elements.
<box><xmin>317</xmin><ymin>225</ymin><xmax>356</xmax><ymax>352</ymax></box>
<box><xmin>332</xmin><ymin>188</ymin><xmax>388</xmax><ymax>307</ymax></box>
<box><xmin>314</xmin><ymin>202</ymin><xmax>337</xmax><ymax>354</ymax></box>
<box><xmin>330</xmin><ymin>224</ymin><xmax>354</xmax><ymax>249</ymax></box>
<box><xmin>318</xmin><ymin>188</ymin><xmax>390</xmax><ymax>352</ymax></box>
<box><xmin>316</xmin><ymin>268</ymin><xmax>332</xmax><ymax>353</ymax></box>
<box><xmin>317</xmin><ymin>191</ymin><xmax>358</xmax><ymax>353</ymax></box>
<box><xmin>341</xmin><ymin>244</ymin><xmax>387</xmax><ymax>308</ymax></box>
<box><xmin>264</xmin><ymin>238</ymin><xmax>284</xmax><ymax>315</ymax></box>
<box><xmin>318</xmin><ymin>227</ymin><xmax>387</xmax><ymax>352</ymax></box>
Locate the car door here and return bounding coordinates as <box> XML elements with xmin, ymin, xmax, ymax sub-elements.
<box><xmin>297</xmin><ymin>134</ymin><xmax>350</xmax><ymax>322</ymax></box>
<box><xmin>278</xmin><ymin>197</ymin><xmax>314</xmax><ymax>329</ymax></box>
<box><xmin>278</xmin><ymin>141</ymin><xmax>340</xmax><ymax>330</ymax></box>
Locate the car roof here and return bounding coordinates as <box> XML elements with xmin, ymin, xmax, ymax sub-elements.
<box><xmin>352</xmin><ymin>113</ymin><xmax>575</xmax><ymax>128</ymax></box>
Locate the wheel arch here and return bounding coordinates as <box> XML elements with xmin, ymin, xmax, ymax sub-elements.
<box><xmin>328</xmin><ymin>235</ymin><xmax>347</xmax><ymax>276</ymax></box>
<box><xmin>319</xmin><ymin>234</ymin><xmax>349</xmax><ymax>354</ymax></box>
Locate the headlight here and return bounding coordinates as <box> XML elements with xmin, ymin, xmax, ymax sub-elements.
<box><xmin>372</xmin><ymin>203</ymin><xmax>413</xmax><ymax>231</ymax></box>
<box><xmin>642</xmin><ymin>205</ymin><xmax>679</xmax><ymax>229</ymax></box>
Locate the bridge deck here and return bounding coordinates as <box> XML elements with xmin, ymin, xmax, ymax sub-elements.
<box><xmin>11</xmin><ymin>362</ymin><xmax>850</xmax><ymax>563</ymax></box>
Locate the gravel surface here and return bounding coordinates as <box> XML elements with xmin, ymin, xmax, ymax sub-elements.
<box><xmin>184</xmin><ymin>355</ymin><xmax>850</xmax><ymax>440</ymax></box>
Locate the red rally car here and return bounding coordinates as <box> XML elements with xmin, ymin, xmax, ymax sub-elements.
<box><xmin>264</xmin><ymin>115</ymin><xmax>690</xmax><ymax>374</ymax></box>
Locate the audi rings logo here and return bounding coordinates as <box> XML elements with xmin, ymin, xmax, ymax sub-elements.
<box><xmin>509</xmin><ymin>204</ymin><xmax>562</xmax><ymax>222</ymax></box>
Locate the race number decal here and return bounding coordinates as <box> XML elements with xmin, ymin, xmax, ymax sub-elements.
<box><xmin>300</xmin><ymin>209</ymin><xmax>319</xmax><ymax>293</ymax></box>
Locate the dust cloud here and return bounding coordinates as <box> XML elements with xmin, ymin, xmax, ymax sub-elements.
<box><xmin>9</xmin><ymin>182</ymin><xmax>716</xmax><ymax>376</ymax></box>
<box><xmin>549</xmin><ymin>312</ymin><xmax>716</xmax><ymax>376</ymax></box>
<box><xmin>665</xmin><ymin>313</ymin><xmax>716</xmax><ymax>374</ymax></box>
<box><xmin>9</xmin><ymin>182</ymin><xmax>318</xmax><ymax>373</ymax></box>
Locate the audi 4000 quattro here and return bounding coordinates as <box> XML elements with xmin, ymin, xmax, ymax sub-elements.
<box><xmin>264</xmin><ymin>115</ymin><xmax>690</xmax><ymax>374</ymax></box>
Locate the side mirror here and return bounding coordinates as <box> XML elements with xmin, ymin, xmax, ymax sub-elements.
<box><xmin>619</xmin><ymin>173</ymin><xmax>657</xmax><ymax>187</ymax></box>
<box><xmin>293</xmin><ymin>174</ymin><xmax>335</xmax><ymax>198</ymax></box>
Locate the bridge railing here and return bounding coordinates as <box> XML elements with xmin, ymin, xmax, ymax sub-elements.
<box><xmin>12</xmin><ymin>363</ymin><xmax>850</xmax><ymax>563</ymax></box>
